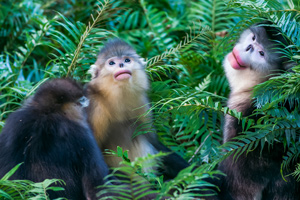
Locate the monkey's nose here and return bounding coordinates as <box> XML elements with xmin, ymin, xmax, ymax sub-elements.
<box><xmin>246</xmin><ymin>44</ymin><xmax>253</xmax><ymax>52</ymax></box>
<box><xmin>119</xmin><ymin>63</ymin><xmax>124</xmax><ymax>68</ymax></box>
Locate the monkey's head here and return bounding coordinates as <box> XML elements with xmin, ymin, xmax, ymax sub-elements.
<box><xmin>88</xmin><ymin>39</ymin><xmax>148</xmax><ymax>93</ymax></box>
<box><xmin>31</xmin><ymin>79</ymin><xmax>89</xmax><ymax>120</ymax></box>
<box><xmin>223</xmin><ymin>23</ymin><xmax>293</xmax><ymax>92</ymax></box>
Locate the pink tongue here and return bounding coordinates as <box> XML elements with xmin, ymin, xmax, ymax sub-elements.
<box><xmin>115</xmin><ymin>73</ymin><xmax>131</xmax><ymax>80</ymax></box>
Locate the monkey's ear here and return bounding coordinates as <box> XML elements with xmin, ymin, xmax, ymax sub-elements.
<box><xmin>88</xmin><ymin>64</ymin><xmax>99</xmax><ymax>79</ymax></box>
<box><xmin>139</xmin><ymin>57</ymin><xmax>147</xmax><ymax>68</ymax></box>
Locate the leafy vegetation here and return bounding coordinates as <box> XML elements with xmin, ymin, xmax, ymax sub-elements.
<box><xmin>0</xmin><ymin>0</ymin><xmax>300</xmax><ymax>199</ymax></box>
<box><xmin>0</xmin><ymin>164</ymin><xmax>65</xmax><ymax>199</ymax></box>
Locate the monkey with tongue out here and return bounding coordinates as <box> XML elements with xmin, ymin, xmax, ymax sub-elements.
<box><xmin>86</xmin><ymin>39</ymin><xmax>189</xmax><ymax>180</ymax></box>
<box><xmin>213</xmin><ymin>23</ymin><xmax>300</xmax><ymax>200</ymax></box>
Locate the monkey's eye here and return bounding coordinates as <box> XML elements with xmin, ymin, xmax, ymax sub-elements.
<box><xmin>259</xmin><ymin>51</ymin><xmax>264</xmax><ymax>57</ymax></box>
<box><xmin>252</xmin><ymin>35</ymin><xmax>256</xmax><ymax>41</ymax></box>
<box><xmin>124</xmin><ymin>58</ymin><xmax>130</xmax><ymax>63</ymax></box>
<box><xmin>109</xmin><ymin>61</ymin><xmax>115</xmax><ymax>65</ymax></box>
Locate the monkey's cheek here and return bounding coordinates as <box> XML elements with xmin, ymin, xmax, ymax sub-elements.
<box><xmin>227</xmin><ymin>52</ymin><xmax>246</xmax><ymax>70</ymax></box>
<box><xmin>115</xmin><ymin>74</ymin><xmax>131</xmax><ymax>81</ymax></box>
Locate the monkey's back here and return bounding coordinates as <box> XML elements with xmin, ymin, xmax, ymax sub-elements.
<box><xmin>0</xmin><ymin>104</ymin><xmax>103</xmax><ymax>199</ymax></box>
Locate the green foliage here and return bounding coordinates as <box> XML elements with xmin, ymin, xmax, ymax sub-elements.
<box><xmin>100</xmin><ymin>147</ymin><xmax>222</xmax><ymax>199</ymax></box>
<box><xmin>1</xmin><ymin>0</ymin><xmax>300</xmax><ymax>199</ymax></box>
<box><xmin>0</xmin><ymin>164</ymin><xmax>65</xmax><ymax>200</ymax></box>
<box><xmin>157</xmin><ymin>164</ymin><xmax>223</xmax><ymax>199</ymax></box>
<box><xmin>99</xmin><ymin>147</ymin><xmax>162</xmax><ymax>200</ymax></box>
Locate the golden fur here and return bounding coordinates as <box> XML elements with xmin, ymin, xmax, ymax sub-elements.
<box><xmin>86</xmin><ymin>49</ymin><xmax>157</xmax><ymax>167</ymax></box>
<box><xmin>62</xmin><ymin>103</ymin><xmax>87</xmax><ymax>127</ymax></box>
<box><xmin>88</xmin><ymin>62</ymin><xmax>149</xmax><ymax>141</ymax></box>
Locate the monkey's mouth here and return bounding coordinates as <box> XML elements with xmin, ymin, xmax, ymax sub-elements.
<box><xmin>114</xmin><ymin>69</ymin><xmax>132</xmax><ymax>81</ymax></box>
<box><xmin>228</xmin><ymin>50</ymin><xmax>247</xmax><ymax>70</ymax></box>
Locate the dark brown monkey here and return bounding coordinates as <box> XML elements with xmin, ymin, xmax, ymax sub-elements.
<box><xmin>214</xmin><ymin>23</ymin><xmax>300</xmax><ymax>200</ymax></box>
<box><xmin>86</xmin><ymin>39</ymin><xmax>189</xmax><ymax>179</ymax></box>
<box><xmin>0</xmin><ymin>79</ymin><xmax>110</xmax><ymax>200</ymax></box>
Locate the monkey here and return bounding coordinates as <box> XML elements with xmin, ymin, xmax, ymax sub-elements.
<box><xmin>213</xmin><ymin>22</ymin><xmax>300</xmax><ymax>199</ymax></box>
<box><xmin>0</xmin><ymin>78</ymin><xmax>110</xmax><ymax>200</ymax></box>
<box><xmin>86</xmin><ymin>39</ymin><xmax>189</xmax><ymax>180</ymax></box>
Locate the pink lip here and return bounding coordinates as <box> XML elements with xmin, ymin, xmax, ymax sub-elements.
<box><xmin>114</xmin><ymin>69</ymin><xmax>132</xmax><ymax>80</ymax></box>
<box><xmin>227</xmin><ymin>48</ymin><xmax>247</xmax><ymax>70</ymax></box>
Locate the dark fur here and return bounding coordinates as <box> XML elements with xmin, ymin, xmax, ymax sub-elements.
<box><xmin>0</xmin><ymin>79</ymin><xmax>109</xmax><ymax>200</ymax></box>
<box><xmin>213</xmin><ymin>23</ymin><xmax>300</xmax><ymax>200</ymax></box>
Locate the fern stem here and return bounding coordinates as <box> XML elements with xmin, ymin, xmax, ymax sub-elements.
<box><xmin>212</xmin><ymin>0</ymin><xmax>216</xmax><ymax>33</ymax></box>
<box><xmin>65</xmin><ymin>0</ymin><xmax>110</xmax><ymax>77</ymax></box>
<box><xmin>153</xmin><ymin>98</ymin><xmax>241</xmax><ymax>120</ymax></box>
<box><xmin>266</xmin><ymin>9</ymin><xmax>300</xmax><ymax>14</ymax></box>
<box><xmin>42</xmin><ymin>182</ymin><xmax>49</xmax><ymax>200</ymax></box>
<box><xmin>18</xmin><ymin>23</ymin><xmax>51</xmax><ymax>79</ymax></box>
<box><xmin>146</xmin><ymin>26</ymin><xmax>210</xmax><ymax>68</ymax></box>
<box><xmin>188</xmin><ymin>131</ymin><xmax>211</xmax><ymax>163</ymax></box>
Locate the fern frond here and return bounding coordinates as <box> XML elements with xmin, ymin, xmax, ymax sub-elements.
<box><xmin>99</xmin><ymin>148</ymin><xmax>163</xmax><ymax>199</ymax></box>
<box><xmin>292</xmin><ymin>163</ymin><xmax>300</xmax><ymax>181</ymax></box>
<box><xmin>282</xmin><ymin>143</ymin><xmax>300</xmax><ymax>170</ymax></box>
<box><xmin>65</xmin><ymin>0</ymin><xmax>113</xmax><ymax>77</ymax></box>
<box><xmin>158</xmin><ymin>164</ymin><xmax>223</xmax><ymax>199</ymax></box>
<box><xmin>0</xmin><ymin>164</ymin><xmax>65</xmax><ymax>200</ymax></box>
<box><xmin>146</xmin><ymin>25</ymin><xmax>211</xmax><ymax>69</ymax></box>
<box><xmin>188</xmin><ymin>0</ymin><xmax>236</xmax><ymax>33</ymax></box>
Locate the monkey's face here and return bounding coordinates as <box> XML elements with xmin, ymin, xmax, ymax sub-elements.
<box><xmin>223</xmin><ymin>28</ymin><xmax>279</xmax><ymax>92</ymax></box>
<box><xmin>226</xmin><ymin>29</ymin><xmax>275</xmax><ymax>73</ymax></box>
<box><xmin>96</xmin><ymin>55</ymin><xmax>147</xmax><ymax>85</ymax></box>
<box><xmin>104</xmin><ymin>56</ymin><xmax>135</xmax><ymax>81</ymax></box>
<box><xmin>89</xmin><ymin>54</ymin><xmax>149</xmax><ymax>93</ymax></box>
